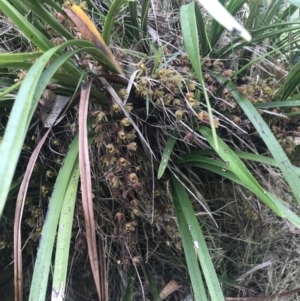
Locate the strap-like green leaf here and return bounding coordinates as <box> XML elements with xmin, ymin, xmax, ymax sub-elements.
<box><xmin>171</xmin><ymin>176</ymin><xmax>224</xmax><ymax>301</ymax></box>
<box><xmin>102</xmin><ymin>0</ymin><xmax>125</xmax><ymax>44</ymax></box>
<box><xmin>170</xmin><ymin>179</ymin><xmax>207</xmax><ymax>301</ymax></box>
<box><xmin>218</xmin><ymin>77</ymin><xmax>300</xmax><ymax>204</ymax></box>
<box><xmin>180</xmin><ymin>2</ymin><xmax>218</xmax><ymax>149</ymax></box>
<box><xmin>52</xmin><ymin>162</ymin><xmax>80</xmax><ymax>299</ymax></box>
<box><xmin>29</xmin><ymin>135</ymin><xmax>79</xmax><ymax>301</ymax></box>
<box><xmin>128</xmin><ymin>0</ymin><xmax>140</xmax><ymax>41</ymax></box>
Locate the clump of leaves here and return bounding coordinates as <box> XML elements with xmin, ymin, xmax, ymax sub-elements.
<box><xmin>1</xmin><ymin>0</ymin><xmax>300</xmax><ymax>301</ymax></box>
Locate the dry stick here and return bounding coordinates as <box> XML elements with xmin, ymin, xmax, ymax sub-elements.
<box><xmin>14</xmin><ymin>128</ymin><xmax>51</xmax><ymax>301</ymax></box>
<box><xmin>78</xmin><ymin>79</ymin><xmax>101</xmax><ymax>300</ymax></box>
<box><xmin>98</xmin><ymin>239</ymin><xmax>108</xmax><ymax>301</ymax></box>
<box><xmin>225</xmin><ymin>286</ymin><xmax>300</xmax><ymax>301</ymax></box>
<box><xmin>99</xmin><ymin>74</ymin><xmax>129</xmax><ymax>86</ymax></box>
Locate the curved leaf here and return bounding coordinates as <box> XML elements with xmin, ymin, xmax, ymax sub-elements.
<box><xmin>65</xmin><ymin>4</ymin><xmax>123</xmax><ymax>75</ymax></box>
<box><xmin>102</xmin><ymin>0</ymin><xmax>125</xmax><ymax>44</ymax></box>
<box><xmin>170</xmin><ymin>176</ymin><xmax>224</xmax><ymax>301</ymax></box>
<box><xmin>217</xmin><ymin>75</ymin><xmax>300</xmax><ymax>205</ymax></box>
<box><xmin>180</xmin><ymin>2</ymin><xmax>218</xmax><ymax>148</ymax></box>
<box><xmin>52</xmin><ymin>163</ymin><xmax>80</xmax><ymax>300</ymax></box>
<box><xmin>29</xmin><ymin>136</ymin><xmax>79</xmax><ymax>301</ymax></box>
<box><xmin>199</xmin><ymin>0</ymin><xmax>251</xmax><ymax>43</ymax></box>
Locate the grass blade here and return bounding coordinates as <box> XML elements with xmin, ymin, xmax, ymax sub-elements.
<box><xmin>194</xmin><ymin>3</ymin><xmax>210</xmax><ymax>55</ymax></box>
<box><xmin>102</xmin><ymin>0</ymin><xmax>125</xmax><ymax>44</ymax></box>
<box><xmin>178</xmin><ymin>157</ymin><xmax>300</xmax><ymax>229</ymax></box>
<box><xmin>276</xmin><ymin>59</ymin><xmax>300</xmax><ymax>100</ymax></box>
<box><xmin>170</xmin><ymin>176</ymin><xmax>224</xmax><ymax>301</ymax></box>
<box><xmin>141</xmin><ymin>0</ymin><xmax>150</xmax><ymax>38</ymax></box>
<box><xmin>123</xmin><ymin>269</ymin><xmax>136</xmax><ymax>301</ymax></box>
<box><xmin>157</xmin><ymin>133</ymin><xmax>177</xmax><ymax>179</ymax></box>
<box><xmin>182</xmin><ymin>149</ymin><xmax>300</xmax><ymax>176</ymax></box>
<box><xmin>0</xmin><ymin>80</ymin><xmax>22</xmax><ymax>100</ymax></box>
<box><xmin>182</xmin><ymin>127</ymin><xmax>300</xmax><ymax>228</ymax></box>
<box><xmin>253</xmin><ymin>100</ymin><xmax>300</xmax><ymax>108</ymax></box>
<box><xmin>171</xmin><ymin>182</ymin><xmax>207</xmax><ymax>300</ymax></box>
<box><xmin>128</xmin><ymin>0</ymin><xmax>140</xmax><ymax>41</ymax></box>
<box><xmin>0</xmin><ymin>52</ymin><xmax>43</xmax><ymax>62</ymax></box>
<box><xmin>29</xmin><ymin>135</ymin><xmax>79</xmax><ymax>301</ymax></box>
<box><xmin>180</xmin><ymin>2</ymin><xmax>218</xmax><ymax>149</ymax></box>
<box><xmin>0</xmin><ymin>46</ymin><xmax>63</xmax><ymax>215</ymax></box>
<box><xmin>23</xmin><ymin>0</ymin><xmax>74</xmax><ymax>40</ymax></box>
<box><xmin>144</xmin><ymin>266</ymin><xmax>162</xmax><ymax>301</ymax></box>
<box><xmin>197</xmin><ymin>125</ymin><xmax>285</xmax><ymax>216</ymax></box>
<box><xmin>52</xmin><ymin>163</ymin><xmax>80</xmax><ymax>300</ymax></box>
<box><xmin>0</xmin><ymin>0</ymin><xmax>53</xmax><ymax>51</ymax></box>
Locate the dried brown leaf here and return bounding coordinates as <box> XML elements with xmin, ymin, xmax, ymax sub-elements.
<box><xmin>78</xmin><ymin>79</ymin><xmax>102</xmax><ymax>300</ymax></box>
<box><xmin>14</xmin><ymin>128</ymin><xmax>51</xmax><ymax>301</ymax></box>
<box><xmin>64</xmin><ymin>5</ymin><xmax>123</xmax><ymax>75</ymax></box>
<box><xmin>159</xmin><ymin>280</ymin><xmax>182</xmax><ymax>300</ymax></box>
